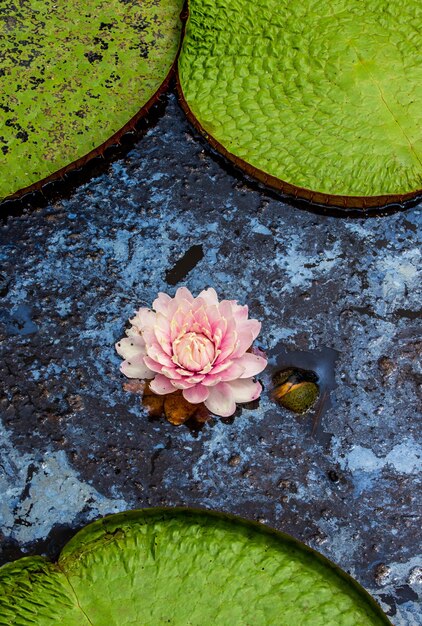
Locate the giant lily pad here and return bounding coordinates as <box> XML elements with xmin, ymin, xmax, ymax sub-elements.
<box><xmin>178</xmin><ymin>0</ymin><xmax>422</xmax><ymax>208</ymax></box>
<box><xmin>0</xmin><ymin>0</ymin><xmax>183</xmax><ymax>201</ymax></box>
<box><xmin>0</xmin><ymin>509</ymin><xmax>390</xmax><ymax>624</ymax></box>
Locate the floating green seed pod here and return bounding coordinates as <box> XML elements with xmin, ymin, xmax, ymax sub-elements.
<box><xmin>272</xmin><ymin>367</ymin><xmax>319</xmax><ymax>414</ymax></box>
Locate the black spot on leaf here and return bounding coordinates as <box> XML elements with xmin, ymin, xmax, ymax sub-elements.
<box><xmin>84</xmin><ymin>51</ymin><xmax>103</xmax><ymax>64</ymax></box>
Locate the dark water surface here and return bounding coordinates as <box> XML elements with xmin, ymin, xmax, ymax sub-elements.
<box><xmin>0</xmin><ymin>93</ymin><xmax>421</xmax><ymax>624</ymax></box>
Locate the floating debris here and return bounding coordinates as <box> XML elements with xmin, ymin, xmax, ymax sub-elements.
<box><xmin>124</xmin><ymin>380</ymin><xmax>211</xmax><ymax>427</ymax></box>
<box><xmin>272</xmin><ymin>367</ymin><xmax>319</xmax><ymax>414</ymax></box>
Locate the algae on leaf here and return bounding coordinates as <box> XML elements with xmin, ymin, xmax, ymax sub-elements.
<box><xmin>178</xmin><ymin>0</ymin><xmax>422</xmax><ymax>207</ymax></box>
<box><xmin>0</xmin><ymin>0</ymin><xmax>184</xmax><ymax>201</ymax></box>
<box><xmin>0</xmin><ymin>509</ymin><xmax>391</xmax><ymax>625</ymax></box>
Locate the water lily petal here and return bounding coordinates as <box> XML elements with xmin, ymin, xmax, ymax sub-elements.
<box><xmin>125</xmin><ymin>326</ymin><xmax>142</xmax><ymax>338</ymax></box>
<box><xmin>202</xmin><ymin>374</ymin><xmax>222</xmax><ymax>387</ymax></box>
<box><xmin>162</xmin><ymin>296</ymin><xmax>180</xmax><ymax>321</ymax></box>
<box><xmin>171</xmin><ymin>379</ymin><xmax>196</xmax><ymax>389</ymax></box>
<box><xmin>149</xmin><ymin>374</ymin><xmax>177</xmax><ymax>395</ymax></box>
<box><xmin>175</xmin><ymin>286</ymin><xmax>194</xmax><ymax>303</ymax></box>
<box><xmin>218</xmin><ymin>362</ymin><xmax>246</xmax><ymax>381</ymax></box>
<box><xmin>175</xmin><ymin>367</ymin><xmax>194</xmax><ymax>377</ymax></box>
<box><xmin>197</xmin><ymin>287</ymin><xmax>218</xmax><ymax>305</ymax></box>
<box><xmin>210</xmin><ymin>360</ymin><xmax>233</xmax><ymax>375</ymax></box>
<box><xmin>153</xmin><ymin>292</ymin><xmax>172</xmax><ymax>315</ymax></box>
<box><xmin>130</xmin><ymin>308</ymin><xmax>156</xmax><ymax>331</ymax></box>
<box><xmin>205</xmin><ymin>303</ymin><xmax>221</xmax><ymax>329</ymax></box>
<box><xmin>226</xmin><ymin>378</ymin><xmax>262</xmax><ymax>403</ymax></box>
<box><xmin>168</xmin><ymin>374</ymin><xmax>204</xmax><ymax>389</ymax></box>
<box><xmin>211</xmin><ymin>317</ymin><xmax>227</xmax><ymax>348</ymax></box>
<box><xmin>236</xmin><ymin>318</ymin><xmax>261</xmax><ymax>343</ymax></box>
<box><xmin>170</xmin><ymin>305</ymin><xmax>193</xmax><ymax>342</ymax></box>
<box><xmin>154</xmin><ymin>312</ymin><xmax>171</xmax><ymax>335</ymax></box>
<box><xmin>231</xmin><ymin>328</ymin><xmax>254</xmax><ymax>358</ymax></box>
<box><xmin>121</xmin><ymin>355</ymin><xmax>154</xmax><ymax>379</ymax></box>
<box><xmin>154</xmin><ymin>313</ymin><xmax>172</xmax><ymax>355</ymax></box>
<box><xmin>182</xmin><ymin>384</ymin><xmax>209</xmax><ymax>404</ymax></box>
<box><xmin>146</xmin><ymin>343</ymin><xmax>174</xmax><ymax>367</ymax></box>
<box><xmin>232</xmin><ymin>303</ymin><xmax>249</xmax><ymax>321</ymax></box>
<box><xmin>191</xmin><ymin>304</ymin><xmax>212</xmax><ymax>337</ymax></box>
<box><xmin>186</xmin><ymin>374</ymin><xmax>205</xmax><ymax>384</ymax></box>
<box><xmin>235</xmin><ymin>353</ymin><xmax>267</xmax><ymax>378</ymax></box>
<box><xmin>115</xmin><ymin>336</ymin><xmax>145</xmax><ymax>360</ymax></box>
<box><xmin>143</xmin><ymin>355</ymin><xmax>165</xmax><ymax>374</ymax></box>
<box><xmin>141</xmin><ymin>326</ymin><xmax>159</xmax><ymax>348</ymax></box>
<box><xmin>204</xmin><ymin>382</ymin><xmax>236</xmax><ymax>417</ymax></box>
<box><xmin>214</xmin><ymin>330</ymin><xmax>237</xmax><ymax>364</ymax></box>
<box><xmin>199</xmin><ymin>362</ymin><xmax>213</xmax><ymax>375</ymax></box>
<box><xmin>218</xmin><ymin>299</ymin><xmax>235</xmax><ymax>320</ymax></box>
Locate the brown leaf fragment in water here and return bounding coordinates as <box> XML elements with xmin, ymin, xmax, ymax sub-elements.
<box><xmin>164</xmin><ymin>391</ymin><xmax>198</xmax><ymax>426</ymax></box>
<box><xmin>193</xmin><ymin>403</ymin><xmax>211</xmax><ymax>424</ymax></box>
<box><xmin>123</xmin><ymin>380</ymin><xmax>146</xmax><ymax>394</ymax></box>
<box><xmin>142</xmin><ymin>393</ymin><xmax>165</xmax><ymax>418</ymax></box>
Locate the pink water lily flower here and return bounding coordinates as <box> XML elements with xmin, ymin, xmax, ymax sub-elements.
<box><xmin>116</xmin><ymin>287</ymin><xmax>267</xmax><ymax>417</ymax></box>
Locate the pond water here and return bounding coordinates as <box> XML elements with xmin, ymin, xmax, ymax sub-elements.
<box><xmin>0</xmin><ymin>93</ymin><xmax>421</xmax><ymax>624</ymax></box>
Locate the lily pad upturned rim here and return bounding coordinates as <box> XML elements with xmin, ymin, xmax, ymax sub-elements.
<box><xmin>176</xmin><ymin>77</ymin><xmax>422</xmax><ymax>213</ymax></box>
<box><xmin>176</xmin><ymin>4</ymin><xmax>422</xmax><ymax>212</ymax></box>
<box><xmin>0</xmin><ymin>507</ymin><xmax>392</xmax><ymax>625</ymax></box>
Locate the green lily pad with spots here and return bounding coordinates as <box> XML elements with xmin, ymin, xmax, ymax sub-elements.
<box><xmin>177</xmin><ymin>0</ymin><xmax>422</xmax><ymax>208</ymax></box>
<box><xmin>0</xmin><ymin>509</ymin><xmax>390</xmax><ymax>625</ymax></box>
<box><xmin>0</xmin><ymin>0</ymin><xmax>184</xmax><ymax>201</ymax></box>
